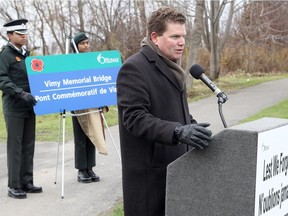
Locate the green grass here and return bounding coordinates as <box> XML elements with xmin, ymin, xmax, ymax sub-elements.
<box><xmin>35</xmin><ymin>113</ymin><xmax>73</xmax><ymax>142</ymax></box>
<box><xmin>0</xmin><ymin>103</ymin><xmax>118</xmax><ymax>142</ymax></box>
<box><xmin>240</xmin><ymin>99</ymin><xmax>288</xmax><ymax>123</ymax></box>
<box><xmin>109</xmin><ymin>202</ymin><xmax>124</xmax><ymax>216</ymax></box>
<box><xmin>188</xmin><ymin>72</ymin><xmax>288</xmax><ymax>102</ymax></box>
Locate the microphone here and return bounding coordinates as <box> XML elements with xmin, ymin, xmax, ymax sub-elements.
<box><xmin>189</xmin><ymin>64</ymin><xmax>228</xmax><ymax>103</ymax></box>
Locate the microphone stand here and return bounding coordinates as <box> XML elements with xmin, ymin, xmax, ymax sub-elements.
<box><xmin>217</xmin><ymin>92</ymin><xmax>228</xmax><ymax>128</ymax></box>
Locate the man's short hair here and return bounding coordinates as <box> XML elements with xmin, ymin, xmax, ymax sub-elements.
<box><xmin>147</xmin><ymin>7</ymin><xmax>186</xmax><ymax>37</ymax></box>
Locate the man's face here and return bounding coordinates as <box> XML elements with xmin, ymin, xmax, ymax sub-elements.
<box><xmin>151</xmin><ymin>22</ymin><xmax>186</xmax><ymax>61</ymax></box>
<box><xmin>77</xmin><ymin>39</ymin><xmax>90</xmax><ymax>53</ymax></box>
<box><xmin>8</xmin><ymin>32</ymin><xmax>27</xmax><ymax>49</ymax></box>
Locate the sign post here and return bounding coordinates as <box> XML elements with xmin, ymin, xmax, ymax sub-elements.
<box><xmin>26</xmin><ymin>50</ymin><xmax>122</xmax><ymax>198</ymax></box>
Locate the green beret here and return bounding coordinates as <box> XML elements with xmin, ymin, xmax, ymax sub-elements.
<box><xmin>73</xmin><ymin>32</ymin><xmax>89</xmax><ymax>46</ymax></box>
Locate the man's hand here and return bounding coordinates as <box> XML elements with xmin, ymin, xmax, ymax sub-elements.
<box><xmin>173</xmin><ymin>123</ymin><xmax>212</xmax><ymax>149</ymax></box>
<box><xmin>19</xmin><ymin>91</ymin><xmax>37</xmax><ymax>106</ymax></box>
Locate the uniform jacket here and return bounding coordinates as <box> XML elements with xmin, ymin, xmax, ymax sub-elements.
<box><xmin>0</xmin><ymin>43</ymin><xmax>33</xmax><ymax>117</ymax></box>
<box><xmin>117</xmin><ymin>45</ymin><xmax>196</xmax><ymax>216</ymax></box>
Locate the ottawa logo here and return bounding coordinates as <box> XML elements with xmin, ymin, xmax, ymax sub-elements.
<box><xmin>97</xmin><ymin>53</ymin><xmax>119</xmax><ymax>64</ymax></box>
<box><xmin>97</xmin><ymin>54</ymin><xmax>106</xmax><ymax>64</ymax></box>
<box><xmin>31</xmin><ymin>58</ymin><xmax>44</xmax><ymax>72</ymax></box>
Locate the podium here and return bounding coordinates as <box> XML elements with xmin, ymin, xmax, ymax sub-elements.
<box><xmin>165</xmin><ymin>117</ymin><xmax>288</xmax><ymax>216</ymax></box>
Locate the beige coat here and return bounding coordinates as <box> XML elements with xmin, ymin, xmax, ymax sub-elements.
<box><xmin>74</xmin><ymin>107</ymin><xmax>109</xmax><ymax>155</ymax></box>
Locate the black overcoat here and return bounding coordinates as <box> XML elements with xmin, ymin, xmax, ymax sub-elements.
<box><xmin>117</xmin><ymin>45</ymin><xmax>196</xmax><ymax>216</ymax></box>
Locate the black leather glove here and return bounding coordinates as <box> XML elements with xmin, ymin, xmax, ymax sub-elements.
<box><xmin>19</xmin><ymin>91</ymin><xmax>37</xmax><ymax>106</ymax></box>
<box><xmin>173</xmin><ymin>123</ymin><xmax>212</xmax><ymax>149</ymax></box>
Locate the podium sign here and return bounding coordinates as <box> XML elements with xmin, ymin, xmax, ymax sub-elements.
<box><xmin>255</xmin><ymin>125</ymin><xmax>288</xmax><ymax>216</ymax></box>
<box><xmin>165</xmin><ymin>117</ymin><xmax>288</xmax><ymax>216</ymax></box>
<box><xmin>26</xmin><ymin>50</ymin><xmax>121</xmax><ymax>115</ymax></box>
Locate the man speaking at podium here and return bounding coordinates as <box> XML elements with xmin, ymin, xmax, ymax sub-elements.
<box><xmin>117</xmin><ymin>7</ymin><xmax>212</xmax><ymax>216</ymax></box>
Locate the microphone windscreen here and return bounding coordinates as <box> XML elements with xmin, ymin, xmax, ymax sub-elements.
<box><xmin>189</xmin><ymin>64</ymin><xmax>205</xmax><ymax>79</ymax></box>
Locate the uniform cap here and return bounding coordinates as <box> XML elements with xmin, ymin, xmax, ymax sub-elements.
<box><xmin>4</xmin><ymin>18</ymin><xmax>28</xmax><ymax>34</ymax></box>
<box><xmin>73</xmin><ymin>32</ymin><xmax>89</xmax><ymax>46</ymax></box>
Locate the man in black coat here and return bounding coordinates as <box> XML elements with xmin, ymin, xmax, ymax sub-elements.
<box><xmin>117</xmin><ymin>7</ymin><xmax>212</xmax><ymax>216</ymax></box>
<box><xmin>0</xmin><ymin>19</ymin><xmax>42</xmax><ymax>199</ymax></box>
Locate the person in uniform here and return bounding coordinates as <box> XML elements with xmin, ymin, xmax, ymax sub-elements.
<box><xmin>70</xmin><ymin>32</ymin><xmax>104</xmax><ymax>183</ymax></box>
<box><xmin>0</xmin><ymin>19</ymin><xmax>42</xmax><ymax>199</ymax></box>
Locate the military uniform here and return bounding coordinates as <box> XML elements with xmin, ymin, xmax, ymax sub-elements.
<box><xmin>0</xmin><ymin>44</ymin><xmax>32</xmax><ymax>115</ymax></box>
<box><xmin>0</xmin><ymin>19</ymin><xmax>41</xmax><ymax>199</ymax></box>
<box><xmin>71</xmin><ymin>32</ymin><xmax>100</xmax><ymax>183</ymax></box>
<box><xmin>72</xmin><ymin>113</ymin><xmax>96</xmax><ymax>169</ymax></box>
<box><xmin>0</xmin><ymin>42</ymin><xmax>35</xmax><ymax>184</ymax></box>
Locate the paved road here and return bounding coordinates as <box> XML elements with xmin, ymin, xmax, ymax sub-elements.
<box><xmin>0</xmin><ymin>78</ymin><xmax>288</xmax><ymax>216</ymax></box>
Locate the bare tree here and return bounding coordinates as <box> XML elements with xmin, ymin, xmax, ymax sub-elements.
<box><xmin>187</xmin><ymin>0</ymin><xmax>204</xmax><ymax>69</ymax></box>
<box><xmin>0</xmin><ymin>0</ymin><xmax>235</xmax><ymax>74</ymax></box>
<box><xmin>236</xmin><ymin>1</ymin><xmax>288</xmax><ymax>45</ymax></box>
<box><xmin>0</xmin><ymin>0</ymin><xmax>27</xmax><ymax>42</ymax></box>
<box><xmin>231</xmin><ymin>0</ymin><xmax>288</xmax><ymax>72</ymax></box>
<box><xmin>201</xmin><ymin>0</ymin><xmax>236</xmax><ymax>80</ymax></box>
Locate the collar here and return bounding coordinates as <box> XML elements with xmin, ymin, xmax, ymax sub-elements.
<box><xmin>8</xmin><ymin>42</ymin><xmax>26</xmax><ymax>56</ymax></box>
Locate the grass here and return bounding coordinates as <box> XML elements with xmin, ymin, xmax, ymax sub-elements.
<box><xmin>0</xmin><ymin>104</ymin><xmax>119</xmax><ymax>142</ymax></box>
<box><xmin>97</xmin><ymin>199</ymin><xmax>124</xmax><ymax>216</ymax></box>
<box><xmin>240</xmin><ymin>99</ymin><xmax>288</xmax><ymax>123</ymax></box>
<box><xmin>187</xmin><ymin>72</ymin><xmax>288</xmax><ymax>102</ymax></box>
<box><xmin>108</xmin><ymin>202</ymin><xmax>124</xmax><ymax>216</ymax></box>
